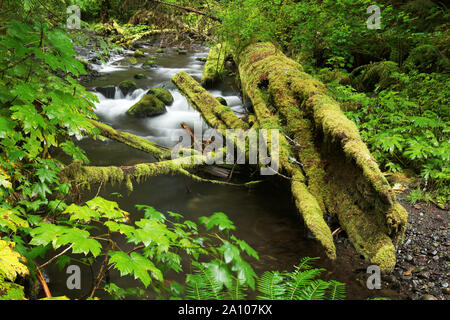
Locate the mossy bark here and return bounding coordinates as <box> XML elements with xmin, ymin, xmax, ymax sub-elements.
<box><xmin>89</xmin><ymin>119</ymin><xmax>169</xmax><ymax>160</ymax></box>
<box><xmin>236</xmin><ymin>42</ymin><xmax>407</xmax><ymax>271</ymax></box>
<box><xmin>201</xmin><ymin>43</ymin><xmax>232</xmax><ymax>87</ymax></box>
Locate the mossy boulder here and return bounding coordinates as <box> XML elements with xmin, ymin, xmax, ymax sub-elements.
<box><xmin>216</xmin><ymin>96</ymin><xmax>227</xmax><ymax>106</ymax></box>
<box><xmin>156</xmin><ymin>48</ymin><xmax>164</xmax><ymax>53</ymax></box>
<box><xmin>128</xmin><ymin>57</ymin><xmax>138</xmax><ymax>65</ymax></box>
<box><xmin>119</xmin><ymin>80</ymin><xmax>137</xmax><ymax>96</ymax></box>
<box><xmin>134</xmin><ymin>50</ymin><xmax>145</xmax><ymax>57</ymax></box>
<box><xmin>134</xmin><ymin>73</ymin><xmax>146</xmax><ymax>79</ymax></box>
<box><xmin>126</xmin><ymin>94</ymin><xmax>166</xmax><ymax>118</ymax></box>
<box><xmin>142</xmin><ymin>58</ymin><xmax>157</xmax><ymax>69</ymax></box>
<box><xmin>147</xmin><ymin>87</ymin><xmax>174</xmax><ymax>105</ymax></box>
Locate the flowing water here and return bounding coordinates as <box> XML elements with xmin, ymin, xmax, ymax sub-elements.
<box><xmin>42</xmin><ymin>44</ymin><xmax>403</xmax><ymax>300</ymax></box>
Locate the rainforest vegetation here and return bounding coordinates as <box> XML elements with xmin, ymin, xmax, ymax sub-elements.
<box><xmin>0</xmin><ymin>0</ymin><xmax>448</xmax><ymax>301</ymax></box>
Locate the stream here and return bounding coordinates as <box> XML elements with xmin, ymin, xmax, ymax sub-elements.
<box><xmin>42</xmin><ymin>42</ymin><xmax>403</xmax><ymax>300</ymax></box>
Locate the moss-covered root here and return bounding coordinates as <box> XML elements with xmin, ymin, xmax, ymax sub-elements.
<box><xmin>328</xmin><ymin>183</ymin><xmax>397</xmax><ymax>272</ymax></box>
<box><xmin>292</xmin><ymin>177</ymin><xmax>336</xmax><ymax>260</ymax></box>
<box><xmin>309</xmin><ymin>94</ymin><xmax>407</xmax><ymax>237</ymax></box>
<box><xmin>201</xmin><ymin>43</ymin><xmax>232</xmax><ymax>87</ymax></box>
<box><xmin>172</xmin><ymin>71</ymin><xmax>249</xmax><ymax>131</ymax></box>
<box><xmin>89</xmin><ymin>119</ymin><xmax>168</xmax><ymax>159</ymax></box>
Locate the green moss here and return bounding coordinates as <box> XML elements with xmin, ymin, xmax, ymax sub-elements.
<box><xmin>89</xmin><ymin>120</ymin><xmax>165</xmax><ymax>158</ymax></box>
<box><xmin>201</xmin><ymin>43</ymin><xmax>233</xmax><ymax>87</ymax></box>
<box><xmin>119</xmin><ymin>80</ymin><xmax>137</xmax><ymax>96</ymax></box>
<box><xmin>133</xmin><ymin>50</ymin><xmax>145</xmax><ymax>57</ymax></box>
<box><xmin>148</xmin><ymin>87</ymin><xmax>174</xmax><ymax>105</ymax></box>
<box><xmin>142</xmin><ymin>58</ymin><xmax>157</xmax><ymax>69</ymax></box>
<box><xmin>126</xmin><ymin>94</ymin><xmax>166</xmax><ymax>118</ymax></box>
<box><xmin>292</xmin><ymin>179</ymin><xmax>336</xmax><ymax>260</ymax></box>
<box><xmin>128</xmin><ymin>57</ymin><xmax>138</xmax><ymax>65</ymax></box>
<box><xmin>236</xmin><ymin>42</ymin><xmax>408</xmax><ymax>267</ymax></box>
<box><xmin>134</xmin><ymin>73</ymin><xmax>145</xmax><ymax>79</ymax></box>
<box><xmin>216</xmin><ymin>96</ymin><xmax>227</xmax><ymax>106</ymax></box>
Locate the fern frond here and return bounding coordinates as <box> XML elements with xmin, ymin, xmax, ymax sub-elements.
<box><xmin>327</xmin><ymin>280</ymin><xmax>346</xmax><ymax>300</ymax></box>
<box><xmin>225</xmin><ymin>277</ymin><xmax>248</xmax><ymax>300</ymax></box>
<box><xmin>298</xmin><ymin>279</ymin><xmax>330</xmax><ymax>300</ymax></box>
<box><xmin>256</xmin><ymin>271</ymin><xmax>285</xmax><ymax>300</ymax></box>
<box><xmin>284</xmin><ymin>268</ymin><xmax>324</xmax><ymax>300</ymax></box>
<box><xmin>294</xmin><ymin>257</ymin><xmax>320</xmax><ymax>271</ymax></box>
<box><xmin>185</xmin><ymin>264</ymin><xmax>224</xmax><ymax>300</ymax></box>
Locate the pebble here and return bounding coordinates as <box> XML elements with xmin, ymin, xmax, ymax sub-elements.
<box><xmin>406</xmin><ymin>254</ymin><xmax>413</xmax><ymax>262</ymax></box>
<box><xmin>422</xmin><ymin>294</ymin><xmax>437</xmax><ymax>300</ymax></box>
<box><xmin>433</xmin><ymin>255</ymin><xmax>439</xmax><ymax>261</ymax></box>
<box><xmin>442</xmin><ymin>282</ymin><xmax>448</xmax><ymax>288</ymax></box>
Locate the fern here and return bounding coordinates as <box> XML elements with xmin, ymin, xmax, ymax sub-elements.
<box><xmin>256</xmin><ymin>271</ymin><xmax>285</xmax><ymax>300</ymax></box>
<box><xmin>185</xmin><ymin>262</ymin><xmax>224</xmax><ymax>300</ymax></box>
<box><xmin>226</xmin><ymin>277</ymin><xmax>248</xmax><ymax>300</ymax></box>
<box><xmin>284</xmin><ymin>268</ymin><xmax>324</xmax><ymax>300</ymax></box>
<box><xmin>327</xmin><ymin>280</ymin><xmax>346</xmax><ymax>300</ymax></box>
<box><xmin>298</xmin><ymin>280</ymin><xmax>330</xmax><ymax>300</ymax></box>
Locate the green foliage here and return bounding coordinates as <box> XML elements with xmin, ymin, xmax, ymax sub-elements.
<box><xmin>329</xmin><ymin>70</ymin><xmax>449</xmax><ymax>205</ymax></box>
<box><xmin>186</xmin><ymin>256</ymin><xmax>346</xmax><ymax>301</ymax></box>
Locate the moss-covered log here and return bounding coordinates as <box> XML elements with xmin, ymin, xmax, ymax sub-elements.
<box><xmin>201</xmin><ymin>43</ymin><xmax>232</xmax><ymax>87</ymax></box>
<box><xmin>61</xmin><ymin>148</ymin><xmax>259</xmax><ymax>192</ymax></box>
<box><xmin>173</xmin><ymin>71</ymin><xmax>249</xmax><ymax>132</ymax></box>
<box><xmin>236</xmin><ymin>42</ymin><xmax>408</xmax><ymax>271</ymax></box>
<box><xmin>173</xmin><ymin>70</ymin><xmax>336</xmax><ymax>260</ymax></box>
<box><xmin>89</xmin><ymin>120</ymin><xmax>169</xmax><ymax>160</ymax></box>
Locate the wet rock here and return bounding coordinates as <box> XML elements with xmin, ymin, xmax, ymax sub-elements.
<box><xmin>161</xmin><ymin>81</ymin><xmax>176</xmax><ymax>91</ymax></box>
<box><xmin>134</xmin><ymin>50</ymin><xmax>145</xmax><ymax>57</ymax></box>
<box><xmin>147</xmin><ymin>87</ymin><xmax>174</xmax><ymax>105</ymax></box>
<box><xmin>95</xmin><ymin>85</ymin><xmax>116</xmax><ymax>99</ymax></box>
<box><xmin>142</xmin><ymin>58</ymin><xmax>157</xmax><ymax>69</ymax></box>
<box><xmin>134</xmin><ymin>73</ymin><xmax>146</xmax><ymax>79</ymax></box>
<box><xmin>216</xmin><ymin>96</ymin><xmax>228</xmax><ymax>106</ymax></box>
<box><xmin>126</xmin><ymin>94</ymin><xmax>166</xmax><ymax>118</ymax></box>
<box><xmin>119</xmin><ymin>80</ymin><xmax>137</xmax><ymax>96</ymax></box>
<box><xmin>156</xmin><ymin>48</ymin><xmax>164</xmax><ymax>53</ymax></box>
<box><xmin>196</xmin><ymin>57</ymin><xmax>207</xmax><ymax>62</ymax></box>
<box><xmin>128</xmin><ymin>57</ymin><xmax>138</xmax><ymax>65</ymax></box>
<box><xmin>422</xmin><ymin>294</ymin><xmax>437</xmax><ymax>300</ymax></box>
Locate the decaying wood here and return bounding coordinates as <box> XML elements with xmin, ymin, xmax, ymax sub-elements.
<box><xmin>171</xmin><ymin>42</ymin><xmax>408</xmax><ymax>271</ymax></box>
<box><xmin>236</xmin><ymin>42</ymin><xmax>408</xmax><ymax>271</ymax></box>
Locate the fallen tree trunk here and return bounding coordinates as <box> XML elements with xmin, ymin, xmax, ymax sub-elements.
<box><xmin>173</xmin><ymin>70</ymin><xmax>337</xmax><ymax>260</ymax></box>
<box><xmin>235</xmin><ymin>42</ymin><xmax>408</xmax><ymax>272</ymax></box>
<box><xmin>89</xmin><ymin>119</ymin><xmax>169</xmax><ymax>160</ymax></box>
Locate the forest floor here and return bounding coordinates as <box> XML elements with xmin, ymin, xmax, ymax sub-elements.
<box><xmin>333</xmin><ymin>191</ymin><xmax>449</xmax><ymax>300</ymax></box>
<box><xmin>390</xmin><ymin>193</ymin><xmax>449</xmax><ymax>300</ymax></box>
